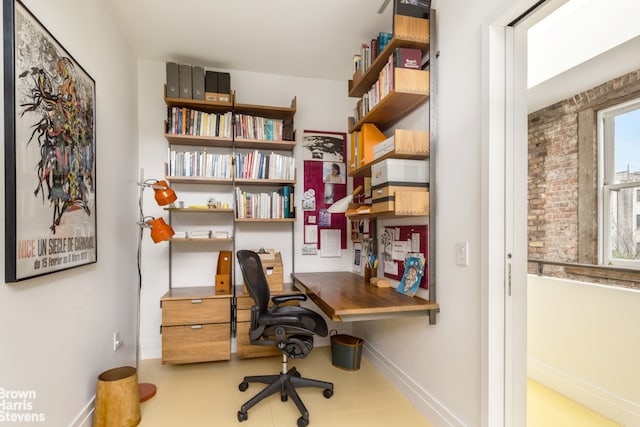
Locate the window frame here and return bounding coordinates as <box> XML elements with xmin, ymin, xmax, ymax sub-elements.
<box><xmin>598</xmin><ymin>97</ymin><xmax>640</xmax><ymax>268</ymax></box>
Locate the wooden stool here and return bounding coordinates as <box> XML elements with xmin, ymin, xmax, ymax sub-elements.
<box><xmin>93</xmin><ymin>366</ymin><xmax>141</xmax><ymax>427</ymax></box>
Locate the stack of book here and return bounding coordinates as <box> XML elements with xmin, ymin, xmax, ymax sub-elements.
<box><xmin>168</xmin><ymin>149</ymin><xmax>233</xmax><ymax>179</ymax></box>
<box><xmin>235</xmin><ymin>185</ymin><xmax>295</xmax><ymax>219</ymax></box>
<box><xmin>234</xmin><ymin>114</ymin><xmax>285</xmax><ymax>141</ymax></box>
<box><xmin>166</xmin><ymin>107</ymin><xmax>233</xmax><ymax>138</ymax></box>
<box><xmin>234</xmin><ymin>151</ymin><xmax>295</xmax><ymax>181</ymax></box>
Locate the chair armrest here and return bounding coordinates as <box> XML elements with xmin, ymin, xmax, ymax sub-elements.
<box><xmin>271</xmin><ymin>294</ymin><xmax>307</xmax><ymax>305</ymax></box>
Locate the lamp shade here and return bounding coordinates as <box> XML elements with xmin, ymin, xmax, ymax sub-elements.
<box><xmin>153</xmin><ymin>181</ymin><xmax>177</xmax><ymax>206</ymax></box>
<box><xmin>148</xmin><ymin>217</ymin><xmax>175</xmax><ymax>243</ymax></box>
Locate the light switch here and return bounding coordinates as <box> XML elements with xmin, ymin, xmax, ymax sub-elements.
<box><xmin>456</xmin><ymin>242</ymin><xmax>469</xmax><ymax>266</ymax></box>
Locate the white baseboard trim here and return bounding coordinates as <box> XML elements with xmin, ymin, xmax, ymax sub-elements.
<box><xmin>364</xmin><ymin>342</ymin><xmax>465</xmax><ymax>427</ymax></box>
<box><xmin>69</xmin><ymin>396</ymin><xmax>94</xmax><ymax>427</ymax></box>
<box><xmin>529</xmin><ymin>358</ymin><xmax>640</xmax><ymax>426</ymax></box>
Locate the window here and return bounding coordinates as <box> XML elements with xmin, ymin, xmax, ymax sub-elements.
<box><xmin>599</xmin><ymin>98</ymin><xmax>640</xmax><ymax>267</ymax></box>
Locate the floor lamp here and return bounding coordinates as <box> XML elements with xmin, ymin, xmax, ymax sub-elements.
<box><xmin>137</xmin><ymin>178</ymin><xmax>176</xmax><ymax>402</ymax></box>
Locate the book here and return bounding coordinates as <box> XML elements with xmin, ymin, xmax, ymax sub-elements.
<box><xmin>378</xmin><ymin>32</ymin><xmax>392</xmax><ymax>54</ymax></box>
<box><xmin>393</xmin><ymin>0</ymin><xmax>430</xmax><ymax>19</ymax></box>
<box><xmin>393</xmin><ymin>48</ymin><xmax>422</xmax><ymax>69</ymax></box>
<box><xmin>165</xmin><ymin>62</ymin><xmax>179</xmax><ymax>98</ymax></box>
<box><xmin>395</xmin><ymin>255</ymin><xmax>426</xmax><ymax>297</ymax></box>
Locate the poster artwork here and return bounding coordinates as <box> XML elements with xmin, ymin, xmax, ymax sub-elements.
<box><xmin>5</xmin><ymin>1</ymin><xmax>97</xmax><ymax>281</ymax></box>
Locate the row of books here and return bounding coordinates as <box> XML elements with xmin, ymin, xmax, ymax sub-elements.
<box><xmin>235</xmin><ymin>186</ymin><xmax>295</xmax><ymax>219</ymax></box>
<box><xmin>353</xmin><ymin>31</ymin><xmax>392</xmax><ymax>75</ymax></box>
<box><xmin>234</xmin><ymin>151</ymin><xmax>295</xmax><ymax>181</ymax></box>
<box><xmin>234</xmin><ymin>114</ymin><xmax>285</xmax><ymax>141</ymax></box>
<box><xmin>167</xmin><ymin>107</ymin><xmax>233</xmax><ymax>138</ymax></box>
<box><xmin>166</xmin><ymin>106</ymin><xmax>287</xmax><ymax>143</ymax></box>
<box><xmin>168</xmin><ymin>150</ymin><xmax>233</xmax><ymax>178</ymax></box>
<box><xmin>351</xmin><ymin>48</ymin><xmax>422</xmax><ymax>124</ymax></box>
<box><xmin>167</xmin><ymin>149</ymin><xmax>295</xmax><ymax>181</ymax></box>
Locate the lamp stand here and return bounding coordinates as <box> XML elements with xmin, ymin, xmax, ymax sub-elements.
<box><xmin>136</xmin><ymin>180</ymin><xmax>157</xmax><ymax>402</ymax></box>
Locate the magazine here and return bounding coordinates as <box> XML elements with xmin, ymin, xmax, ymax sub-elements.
<box><xmin>395</xmin><ymin>255</ymin><xmax>425</xmax><ymax>297</ymax></box>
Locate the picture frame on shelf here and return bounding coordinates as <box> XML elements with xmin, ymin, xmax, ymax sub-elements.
<box><xmin>3</xmin><ymin>0</ymin><xmax>97</xmax><ymax>282</ymax></box>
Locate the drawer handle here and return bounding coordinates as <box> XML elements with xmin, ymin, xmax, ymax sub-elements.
<box><xmin>376</xmin><ymin>189</ymin><xmax>383</xmax><ymax>195</ymax></box>
<box><xmin>191</xmin><ymin>325</ymin><xmax>203</xmax><ymax>329</ymax></box>
<box><xmin>190</xmin><ymin>299</ymin><xmax>203</xmax><ymax>304</ymax></box>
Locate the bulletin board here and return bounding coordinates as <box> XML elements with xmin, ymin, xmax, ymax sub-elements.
<box><xmin>301</xmin><ymin>130</ymin><xmax>347</xmax><ymax>252</ymax></box>
<box><xmin>380</xmin><ymin>225</ymin><xmax>429</xmax><ymax>289</ymax></box>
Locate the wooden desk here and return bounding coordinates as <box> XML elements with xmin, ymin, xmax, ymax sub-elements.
<box><xmin>291</xmin><ymin>272</ymin><xmax>439</xmax><ymax>322</ymax></box>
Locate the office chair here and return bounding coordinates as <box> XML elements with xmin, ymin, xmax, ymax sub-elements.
<box><xmin>236</xmin><ymin>250</ymin><xmax>334</xmax><ymax>427</ymax></box>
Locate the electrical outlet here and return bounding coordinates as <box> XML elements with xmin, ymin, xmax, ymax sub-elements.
<box><xmin>113</xmin><ymin>331</ymin><xmax>122</xmax><ymax>351</ymax></box>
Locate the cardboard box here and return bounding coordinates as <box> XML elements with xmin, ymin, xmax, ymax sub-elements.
<box><xmin>244</xmin><ymin>250</ymin><xmax>283</xmax><ymax>292</ymax></box>
<box><xmin>372</xmin><ymin>182</ymin><xmax>429</xmax><ymax>215</ymax></box>
<box><xmin>373</xmin><ymin>129</ymin><xmax>429</xmax><ymax>160</ymax></box>
<box><xmin>371</xmin><ymin>158</ymin><xmax>429</xmax><ymax>186</ymax></box>
<box><xmin>261</xmin><ymin>252</ymin><xmax>283</xmax><ymax>292</ymax></box>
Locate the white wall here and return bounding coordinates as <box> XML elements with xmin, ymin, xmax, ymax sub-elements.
<box><xmin>0</xmin><ymin>0</ymin><xmax>139</xmax><ymax>426</ymax></box>
<box><xmin>137</xmin><ymin>60</ymin><xmax>355</xmax><ymax>358</ymax></box>
<box><xmin>528</xmin><ymin>275</ymin><xmax>640</xmax><ymax>426</ymax></box>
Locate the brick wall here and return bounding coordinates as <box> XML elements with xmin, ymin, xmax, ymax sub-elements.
<box><xmin>527</xmin><ymin>69</ymin><xmax>640</xmax><ymax>287</ymax></box>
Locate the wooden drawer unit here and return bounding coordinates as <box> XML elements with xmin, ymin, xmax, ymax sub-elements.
<box><xmin>161</xmin><ymin>286</ymin><xmax>231</xmax><ymax>364</ymax></box>
<box><xmin>234</xmin><ymin>284</ymin><xmax>301</xmax><ymax>359</ymax></box>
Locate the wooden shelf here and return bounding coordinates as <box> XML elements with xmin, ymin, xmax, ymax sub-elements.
<box><xmin>166</xmin><ymin>176</ymin><xmax>233</xmax><ymax>185</ymax></box>
<box><xmin>350</xmin><ymin>129</ymin><xmax>429</xmax><ymax>177</ymax></box>
<box><xmin>165</xmin><ymin>133</ymin><xmax>233</xmax><ymax>148</ymax></box>
<box><xmin>349</xmin><ymin>69</ymin><xmax>429</xmax><ymax>133</ymax></box>
<box><xmin>169</xmin><ymin>237</ymin><xmax>233</xmax><ymax>243</ymax></box>
<box><xmin>349</xmin><ymin>15</ymin><xmax>429</xmax><ymax>98</ymax></box>
<box><xmin>234</xmin><ymin>218</ymin><xmax>296</xmax><ymax>223</ymax></box>
<box><xmin>234</xmin><ymin>96</ymin><xmax>296</xmax><ymax>121</ymax></box>
<box><xmin>165</xmin><ymin>207</ymin><xmax>234</xmax><ymax>214</ymax></box>
<box><xmin>164</xmin><ymin>89</ymin><xmax>233</xmax><ymax>113</ymax></box>
<box><xmin>234</xmin><ymin>178</ymin><xmax>296</xmax><ymax>186</ymax></box>
<box><xmin>234</xmin><ymin>138</ymin><xmax>296</xmax><ymax>151</ymax></box>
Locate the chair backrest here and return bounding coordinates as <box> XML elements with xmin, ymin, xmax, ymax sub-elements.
<box><xmin>236</xmin><ymin>250</ymin><xmax>270</xmax><ymax>315</ymax></box>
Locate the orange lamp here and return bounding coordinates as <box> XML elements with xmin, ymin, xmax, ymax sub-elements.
<box><xmin>153</xmin><ymin>180</ymin><xmax>177</xmax><ymax>206</ymax></box>
<box><xmin>148</xmin><ymin>217</ymin><xmax>175</xmax><ymax>243</ymax></box>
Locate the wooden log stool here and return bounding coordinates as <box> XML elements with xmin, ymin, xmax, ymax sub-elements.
<box><xmin>93</xmin><ymin>366</ymin><xmax>141</xmax><ymax>427</ymax></box>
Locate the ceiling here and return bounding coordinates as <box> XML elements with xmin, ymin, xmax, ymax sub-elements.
<box><xmin>103</xmin><ymin>0</ymin><xmax>392</xmax><ymax>82</ymax></box>
<box><xmin>103</xmin><ymin>0</ymin><xmax>639</xmax><ymax>112</ymax></box>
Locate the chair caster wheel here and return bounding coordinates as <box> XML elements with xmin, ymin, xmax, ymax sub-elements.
<box><xmin>297</xmin><ymin>416</ymin><xmax>309</xmax><ymax>427</ymax></box>
<box><xmin>323</xmin><ymin>388</ymin><xmax>333</xmax><ymax>398</ymax></box>
<box><xmin>239</xmin><ymin>381</ymin><xmax>248</xmax><ymax>392</ymax></box>
<box><xmin>238</xmin><ymin>411</ymin><xmax>248</xmax><ymax>422</ymax></box>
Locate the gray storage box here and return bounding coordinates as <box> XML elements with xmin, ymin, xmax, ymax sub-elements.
<box><xmin>330</xmin><ymin>332</ymin><xmax>363</xmax><ymax>371</ymax></box>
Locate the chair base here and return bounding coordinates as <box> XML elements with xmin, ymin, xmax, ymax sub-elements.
<box><xmin>238</xmin><ymin>365</ymin><xmax>333</xmax><ymax>426</ymax></box>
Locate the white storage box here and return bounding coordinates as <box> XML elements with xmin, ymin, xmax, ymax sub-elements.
<box><xmin>371</xmin><ymin>159</ymin><xmax>429</xmax><ymax>186</ymax></box>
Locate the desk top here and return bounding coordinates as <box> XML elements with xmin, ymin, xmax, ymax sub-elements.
<box><xmin>291</xmin><ymin>272</ymin><xmax>439</xmax><ymax>321</ymax></box>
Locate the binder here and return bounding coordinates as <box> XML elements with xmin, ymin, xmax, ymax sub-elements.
<box><xmin>360</xmin><ymin>124</ymin><xmax>387</xmax><ymax>167</ymax></box>
<box><xmin>179</xmin><ymin>64</ymin><xmax>192</xmax><ymax>99</ymax></box>
<box><xmin>166</xmin><ymin>62</ymin><xmax>179</xmax><ymax>98</ymax></box>
<box><xmin>205</xmin><ymin>71</ymin><xmax>218</xmax><ymax>93</ymax></box>
<box><xmin>217</xmin><ymin>72</ymin><xmax>231</xmax><ymax>94</ymax></box>
<box><xmin>192</xmin><ymin>66</ymin><xmax>205</xmax><ymax>100</ymax></box>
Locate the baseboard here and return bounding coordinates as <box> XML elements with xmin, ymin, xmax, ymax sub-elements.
<box><xmin>69</xmin><ymin>396</ymin><xmax>94</xmax><ymax>427</ymax></box>
<box><xmin>529</xmin><ymin>358</ymin><xmax>640</xmax><ymax>426</ymax></box>
<box><xmin>364</xmin><ymin>342</ymin><xmax>465</xmax><ymax>427</ymax></box>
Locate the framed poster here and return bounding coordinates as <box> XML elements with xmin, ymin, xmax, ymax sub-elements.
<box><xmin>4</xmin><ymin>0</ymin><xmax>97</xmax><ymax>282</ymax></box>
